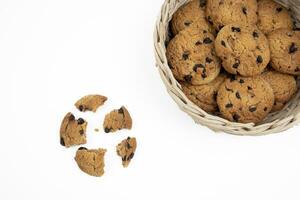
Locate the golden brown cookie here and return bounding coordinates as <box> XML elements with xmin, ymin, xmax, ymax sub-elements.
<box><xmin>181</xmin><ymin>73</ymin><xmax>226</xmax><ymax>112</ymax></box>
<box><xmin>206</xmin><ymin>0</ymin><xmax>258</xmax><ymax>32</ymax></box>
<box><xmin>60</xmin><ymin>112</ymin><xmax>87</xmax><ymax>148</ymax></box>
<box><xmin>171</xmin><ymin>0</ymin><xmax>213</xmax><ymax>35</ymax></box>
<box><xmin>103</xmin><ymin>106</ymin><xmax>132</xmax><ymax>133</ymax></box>
<box><xmin>257</xmin><ymin>0</ymin><xmax>293</xmax><ymax>35</ymax></box>
<box><xmin>167</xmin><ymin>26</ymin><xmax>221</xmax><ymax>85</ymax></box>
<box><xmin>75</xmin><ymin>94</ymin><xmax>107</xmax><ymax>112</ymax></box>
<box><xmin>75</xmin><ymin>147</ymin><xmax>106</xmax><ymax>177</ymax></box>
<box><xmin>116</xmin><ymin>137</ymin><xmax>137</xmax><ymax>168</ymax></box>
<box><xmin>217</xmin><ymin>76</ymin><xmax>274</xmax><ymax>124</ymax></box>
<box><xmin>268</xmin><ymin>29</ymin><xmax>300</xmax><ymax>75</ymax></box>
<box><xmin>215</xmin><ymin>24</ymin><xmax>270</xmax><ymax>76</ymax></box>
<box><xmin>261</xmin><ymin>70</ymin><xmax>297</xmax><ymax>112</ymax></box>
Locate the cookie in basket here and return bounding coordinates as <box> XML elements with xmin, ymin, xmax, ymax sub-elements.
<box><xmin>171</xmin><ymin>0</ymin><xmax>213</xmax><ymax>35</ymax></box>
<box><xmin>206</xmin><ymin>0</ymin><xmax>257</xmax><ymax>32</ymax></box>
<box><xmin>167</xmin><ymin>26</ymin><xmax>221</xmax><ymax>85</ymax></box>
<box><xmin>261</xmin><ymin>70</ymin><xmax>297</xmax><ymax>112</ymax></box>
<box><xmin>217</xmin><ymin>76</ymin><xmax>274</xmax><ymax>124</ymax></box>
<box><xmin>257</xmin><ymin>0</ymin><xmax>293</xmax><ymax>35</ymax></box>
<box><xmin>215</xmin><ymin>24</ymin><xmax>270</xmax><ymax>76</ymax></box>
<box><xmin>268</xmin><ymin>28</ymin><xmax>300</xmax><ymax>75</ymax></box>
<box><xmin>181</xmin><ymin>73</ymin><xmax>227</xmax><ymax>113</ymax></box>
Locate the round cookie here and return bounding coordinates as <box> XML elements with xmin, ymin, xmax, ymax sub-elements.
<box><xmin>215</xmin><ymin>24</ymin><xmax>270</xmax><ymax>76</ymax></box>
<box><xmin>268</xmin><ymin>29</ymin><xmax>300</xmax><ymax>75</ymax></box>
<box><xmin>217</xmin><ymin>76</ymin><xmax>274</xmax><ymax>124</ymax></box>
<box><xmin>171</xmin><ymin>0</ymin><xmax>213</xmax><ymax>35</ymax></box>
<box><xmin>206</xmin><ymin>0</ymin><xmax>257</xmax><ymax>32</ymax></box>
<box><xmin>257</xmin><ymin>0</ymin><xmax>293</xmax><ymax>35</ymax></box>
<box><xmin>181</xmin><ymin>73</ymin><xmax>227</xmax><ymax>113</ymax></box>
<box><xmin>167</xmin><ymin>26</ymin><xmax>221</xmax><ymax>85</ymax></box>
<box><xmin>261</xmin><ymin>70</ymin><xmax>297</xmax><ymax>112</ymax></box>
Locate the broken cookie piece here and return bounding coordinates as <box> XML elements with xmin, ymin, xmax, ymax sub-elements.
<box><xmin>75</xmin><ymin>147</ymin><xmax>107</xmax><ymax>177</ymax></box>
<box><xmin>103</xmin><ymin>106</ymin><xmax>132</xmax><ymax>133</ymax></box>
<box><xmin>116</xmin><ymin>137</ymin><xmax>137</xmax><ymax>168</ymax></box>
<box><xmin>75</xmin><ymin>94</ymin><xmax>107</xmax><ymax>112</ymax></box>
<box><xmin>60</xmin><ymin>112</ymin><xmax>87</xmax><ymax>148</ymax></box>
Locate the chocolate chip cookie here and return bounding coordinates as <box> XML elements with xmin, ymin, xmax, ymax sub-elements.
<box><xmin>60</xmin><ymin>112</ymin><xmax>87</xmax><ymax>148</ymax></box>
<box><xmin>181</xmin><ymin>73</ymin><xmax>226</xmax><ymax>112</ymax></box>
<box><xmin>116</xmin><ymin>137</ymin><xmax>137</xmax><ymax>168</ymax></box>
<box><xmin>103</xmin><ymin>106</ymin><xmax>132</xmax><ymax>133</ymax></box>
<box><xmin>217</xmin><ymin>76</ymin><xmax>274</xmax><ymax>124</ymax></box>
<box><xmin>268</xmin><ymin>29</ymin><xmax>300</xmax><ymax>75</ymax></box>
<box><xmin>167</xmin><ymin>26</ymin><xmax>221</xmax><ymax>85</ymax></box>
<box><xmin>257</xmin><ymin>0</ymin><xmax>293</xmax><ymax>35</ymax></box>
<box><xmin>171</xmin><ymin>0</ymin><xmax>213</xmax><ymax>35</ymax></box>
<box><xmin>75</xmin><ymin>94</ymin><xmax>107</xmax><ymax>112</ymax></box>
<box><xmin>261</xmin><ymin>70</ymin><xmax>297</xmax><ymax>112</ymax></box>
<box><xmin>75</xmin><ymin>147</ymin><xmax>107</xmax><ymax>177</ymax></box>
<box><xmin>206</xmin><ymin>0</ymin><xmax>258</xmax><ymax>32</ymax></box>
<box><xmin>215</xmin><ymin>24</ymin><xmax>270</xmax><ymax>76</ymax></box>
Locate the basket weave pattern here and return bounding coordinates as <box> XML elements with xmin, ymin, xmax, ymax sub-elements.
<box><xmin>154</xmin><ymin>0</ymin><xmax>300</xmax><ymax>135</ymax></box>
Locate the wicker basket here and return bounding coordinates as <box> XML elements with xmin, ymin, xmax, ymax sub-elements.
<box><xmin>154</xmin><ymin>0</ymin><xmax>300</xmax><ymax>136</ymax></box>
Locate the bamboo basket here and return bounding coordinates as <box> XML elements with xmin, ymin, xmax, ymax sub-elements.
<box><xmin>154</xmin><ymin>0</ymin><xmax>300</xmax><ymax>136</ymax></box>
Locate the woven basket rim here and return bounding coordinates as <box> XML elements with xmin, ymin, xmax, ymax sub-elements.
<box><xmin>154</xmin><ymin>0</ymin><xmax>300</xmax><ymax>135</ymax></box>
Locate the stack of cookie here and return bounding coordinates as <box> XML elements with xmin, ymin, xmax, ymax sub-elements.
<box><xmin>59</xmin><ymin>95</ymin><xmax>137</xmax><ymax>177</ymax></box>
<box><xmin>167</xmin><ymin>0</ymin><xmax>300</xmax><ymax>124</ymax></box>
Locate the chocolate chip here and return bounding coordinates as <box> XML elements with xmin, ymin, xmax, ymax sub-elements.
<box><xmin>201</xmin><ymin>72</ymin><xmax>207</xmax><ymax>79</ymax></box>
<box><xmin>221</xmin><ymin>40</ymin><xmax>226</xmax><ymax>47</ymax></box>
<box><xmin>225</xmin><ymin>86</ymin><xmax>234</xmax><ymax>92</ymax></box>
<box><xmin>253</xmin><ymin>31</ymin><xmax>259</xmax><ymax>38</ymax></box>
<box><xmin>122</xmin><ymin>156</ymin><xmax>127</xmax><ymax>161</ymax></box>
<box><xmin>294</xmin><ymin>27</ymin><xmax>300</xmax><ymax>31</ymax></box>
<box><xmin>242</xmin><ymin>7</ymin><xmax>247</xmax><ymax>15</ymax></box>
<box><xmin>232</xmin><ymin>62</ymin><xmax>240</xmax><ymax>69</ymax></box>
<box><xmin>207</xmin><ymin>16</ymin><xmax>213</xmax><ymax>25</ymax></box>
<box><xmin>226</xmin><ymin>103</ymin><xmax>233</xmax><ymax>108</ymax></box>
<box><xmin>184</xmin><ymin>21</ymin><xmax>191</xmax><ymax>26</ymax></box>
<box><xmin>169</xmin><ymin>63</ymin><xmax>174</xmax><ymax>69</ymax></box>
<box><xmin>182</xmin><ymin>52</ymin><xmax>190</xmax><ymax>60</ymax></box>
<box><xmin>219</xmin><ymin>25</ymin><xmax>224</xmax><ymax>30</ymax></box>
<box><xmin>203</xmin><ymin>37</ymin><xmax>213</xmax><ymax>44</ymax></box>
<box><xmin>118</xmin><ymin>107</ymin><xmax>124</xmax><ymax>114</ymax></box>
<box><xmin>77</xmin><ymin>118</ymin><xmax>85</xmax><ymax>125</ymax></box>
<box><xmin>236</xmin><ymin>92</ymin><xmax>241</xmax><ymax>99</ymax></box>
<box><xmin>233</xmin><ymin>114</ymin><xmax>240</xmax><ymax>122</ymax></box>
<box><xmin>199</xmin><ymin>0</ymin><xmax>206</xmax><ymax>7</ymax></box>
<box><xmin>257</xmin><ymin>55</ymin><xmax>263</xmax><ymax>63</ymax></box>
<box><xmin>249</xmin><ymin>106</ymin><xmax>257</xmax><ymax>112</ymax></box>
<box><xmin>195</xmin><ymin>41</ymin><xmax>202</xmax><ymax>45</ymax></box>
<box><xmin>184</xmin><ymin>75</ymin><xmax>193</xmax><ymax>82</ymax></box>
<box><xmin>289</xmin><ymin>43</ymin><xmax>297</xmax><ymax>54</ymax></box>
<box><xmin>295</xmin><ymin>67</ymin><xmax>300</xmax><ymax>72</ymax></box>
<box><xmin>276</xmin><ymin>7</ymin><xmax>283</xmax><ymax>12</ymax></box>
<box><xmin>203</xmin><ymin>30</ymin><xmax>207</xmax><ymax>33</ymax></box>
<box><xmin>79</xmin><ymin>105</ymin><xmax>84</xmax><ymax>112</ymax></box>
<box><xmin>104</xmin><ymin>127</ymin><xmax>111</xmax><ymax>133</ymax></box>
<box><xmin>79</xmin><ymin>129</ymin><xmax>84</xmax><ymax>135</ymax></box>
<box><xmin>264</xmin><ymin>107</ymin><xmax>268</xmax><ymax>111</ymax></box>
<box><xmin>193</xmin><ymin>64</ymin><xmax>204</xmax><ymax>72</ymax></box>
<box><xmin>127</xmin><ymin>137</ymin><xmax>131</xmax><ymax>140</ymax></box>
<box><xmin>60</xmin><ymin>137</ymin><xmax>65</xmax><ymax>146</ymax></box>
<box><xmin>247</xmin><ymin>86</ymin><xmax>252</xmax><ymax>90</ymax></box>
<box><xmin>206</xmin><ymin>57</ymin><xmax>213</xmax><ymax>63</ymax></box>
<box><xmin>78</xmin><ymin>147</ymin><xmax>87</xmax><ymax>150</ymax></box>
<box><xmin>126</xmin><ymin>142</ymin><xmax>132</xmax><ymax>149</ymax></box>
<box><xmin>231</xmin><ymin>27</ymin><xmax>241</xmax><ymax>32</ymax></box>
<box><xmin>128</xmin><ymin>152</ymin><xmax>135</xmax><ymax>160</ymax></box>
<box><xmin>239</xmin><ymin>79</ymin><xmax>244</xmax><ymax>84</ymax></box>
<box><xmin>230</xmin><ymin>75</ymin><xmax>237</xmax><ymax>82</ymax></box>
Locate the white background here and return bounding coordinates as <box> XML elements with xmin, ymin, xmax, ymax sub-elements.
<box><xmin>1</xmin><ymin>0</ymin><xmax>300</xmax><ymax>199</ymax></box>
